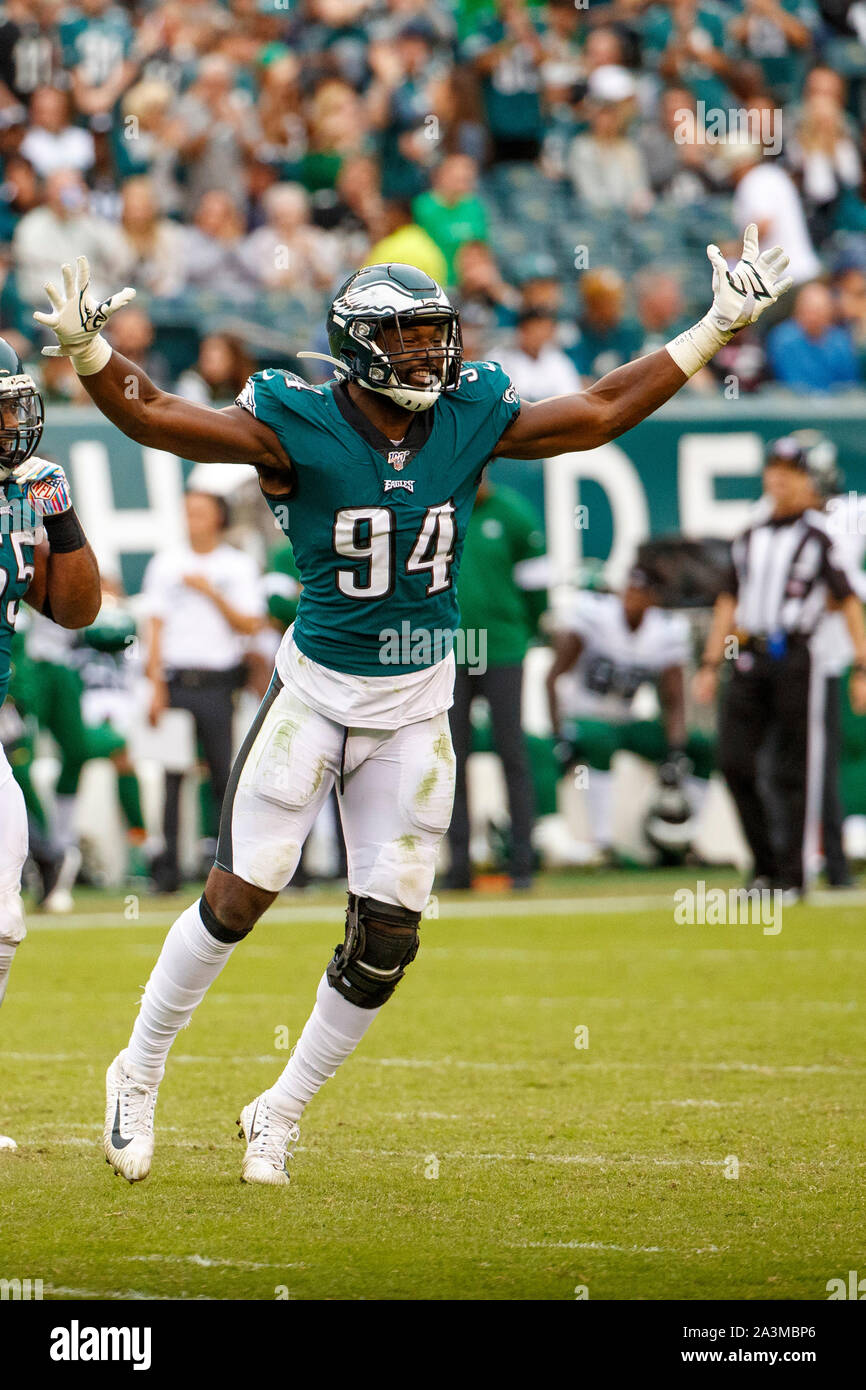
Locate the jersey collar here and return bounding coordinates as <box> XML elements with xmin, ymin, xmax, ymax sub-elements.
<box><xmin>331</xmin><ymin>381</ymin><xmax>434</xmax><ymax>470</ymax></box>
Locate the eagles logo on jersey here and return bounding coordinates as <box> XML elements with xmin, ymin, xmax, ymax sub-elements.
<box><xmin>0</xmin><ymin>337</ymin><xmax>44</xmax><ymax>481</ymax></box>
<box><xmin>298</xmin><ymin>262</ymin><xmax>463</xmax><ymax>413</ymax></box>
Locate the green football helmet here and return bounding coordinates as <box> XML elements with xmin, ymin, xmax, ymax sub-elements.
<box><xmin>0</xmin><ymin>336</ymin><xmax>44</xmax><ymax>481</ymax></box>
<box><xmin>300</xmin><ymin>263</ymin><xmax>463</xmax><ymax>413</ymax></box>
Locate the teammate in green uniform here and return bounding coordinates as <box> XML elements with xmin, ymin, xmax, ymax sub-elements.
<box><xmin>263</xmin><ymin>540</ymin><xmax>301</xmax><ymax>632</ymax></box>
<box><xmin>34</xmin><ymin>240</ymin><xmax>792</xmax><ymax>1185</ymax></box>
<box><xmin>0</xmin><ymin>336</ymin><xmax>101</xmax><ymax>1150</ymax></box>
<box><xmin>7</xmin><ymin>596</ymin><xmax>148</xmax><ymax>903</ymax></box>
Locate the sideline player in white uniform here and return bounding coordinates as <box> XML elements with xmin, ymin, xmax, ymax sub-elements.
<box><xmin>33</xmin><ymin>232</ymin><xmax>793</xmax><ymax>1185</ymax></box>
<box><xmin>0</xmin><ymin>337</ymin><xmax>100</xmax><ymax>1150</ymax></box>
<box><xmin>545</xmin><ymin>568</ymin><xmax>711</xmax><ymax>857</ymax></box>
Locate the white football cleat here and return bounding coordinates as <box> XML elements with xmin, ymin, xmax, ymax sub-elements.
<box><xmin>237</xmin><ymin>1094</ymin><xmax>300</xmax><ymax>1187</ymax></box>
<box><xmin>103</xmin><ymin>1051</ymin><xmax>159</xmax><ymax>1182</ymax></box>
<box><xmin>0</xmin><ymin>1134</ymin><xmax>17</xmax><ymax>1151</ymax></box>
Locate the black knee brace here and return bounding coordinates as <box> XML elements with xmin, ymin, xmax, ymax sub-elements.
<box><xmin>327</xmin><ymin>893</ymin><xmax>421</xmax><ymax>1009</ymax></box>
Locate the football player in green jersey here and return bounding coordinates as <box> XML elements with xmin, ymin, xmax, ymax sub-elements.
<box><xmin>34</xmin><ymin>237</ymin><xmax>793</xmax><ymax>1185</ymax></box>
<box><xmin>0</xmin><ymin>336</ymin><xmax>101</xmax><ymax>1151</ymax></box>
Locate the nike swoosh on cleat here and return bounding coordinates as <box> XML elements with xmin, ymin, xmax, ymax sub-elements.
<box><xmin>110</xmin><ymin>1099</ymin><xmax>133</xmax><ymax>1150</ymax></box>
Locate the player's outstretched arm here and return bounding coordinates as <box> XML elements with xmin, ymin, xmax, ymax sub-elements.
<box><xmin>495</xmin><ymin>225</ymin><xmax>792</xmax><ymax>461</ymax></box>
<box><xmin>33</xmin><ymin>257</ymin><xmax>290</xmax><ymax>471</ymax></box>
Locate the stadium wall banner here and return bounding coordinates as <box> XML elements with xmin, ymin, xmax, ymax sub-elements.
<box><xmin>43</xmin><ymin>394</ymin><xmax>866</xmax><ymax>596</ymax></box>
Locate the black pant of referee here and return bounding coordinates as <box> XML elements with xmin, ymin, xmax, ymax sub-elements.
<box><xmin>719</xmin><ymin>637</ymin><xmax>821</xmax><ymax>892</ymax></box>
<box><xmin>448</xmin><ymin>664</ymin><xmax>536</xmax><ymax>885</ymax></box>
<box><xmin>156</xmin><ymin>665</ymin><xmax>242</xmax><ymax>889</ymax></box>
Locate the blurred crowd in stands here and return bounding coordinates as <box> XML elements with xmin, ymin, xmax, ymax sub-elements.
<box><xmin>2</xmin><ymin>0</ymin><xmax>866</xmax><ymax>399</ymax></box>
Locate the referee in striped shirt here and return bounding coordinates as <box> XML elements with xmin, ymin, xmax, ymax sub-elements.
<box><xmin>694</xmin><ymin>437</ymin><xmax>866</xmax><ymax>895</ymax></box>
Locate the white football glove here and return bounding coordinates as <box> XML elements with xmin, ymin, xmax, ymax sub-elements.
<box><xmin>706</xmin><ymin>223</ymin><xmax>793</xmax><ymax>335</ymax></box>
<box><xmin>666</xmin><ymin>223</ymin><xmax>793</xmax><ymax>378</ymax></box>
<box><xmin>32</xmin><ymin>256</ymin><xmax>136</xmax><ymax>376</ymax></box>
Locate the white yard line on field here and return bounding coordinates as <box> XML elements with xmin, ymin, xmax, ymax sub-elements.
<box><xmin>355</xmin><ymin>1056</ymin><xmax>866</xmax><ymax>1076</ymax></box>
<box><xmin>506</xmin><ymin>1239</ymin><xmax>723</xmax><ymax>1255</ymax></box>
<box><xmin>333</xmin><ymin>1146</ymin><xmax>734</xmax><ymax>1167</ymax></box>
<box><xmin>123</xmin><ymin>1254</ymin><xmax>305</xmax><ymax>1271</ymax></box>
<box><xmin>7</xmin><ymin>1051</ymin><xmax>866</xmax><ymax>1076</ymax></box>
<box><xmin>22</xmin><ymin>895</ymin><xmax>663</xmax><ymax>929</ymax></box>
<box><xmin>12</xmin><ymin>1135</ymin><xmax>749</xmax><ymax>1171</ymax></box>
<box><xmin>41</xmin><ymin>1284</ymin><xmax>197</xmax><ymax>1301</ymax></box>
<box><xmin>22</xmin><ymin>887</ymin><xmax>866</xmax><ymax>932</ymax></box>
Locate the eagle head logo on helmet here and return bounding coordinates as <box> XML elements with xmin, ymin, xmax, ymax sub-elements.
<box><xmin>300</xmin><ymin>263</ymin><xmax>463</xmax><ymax>413</ymax></box>
<box><xmin>0</xmin><ymin>335</ymin><xmax>45</xmax><ymax>483</ymax></box>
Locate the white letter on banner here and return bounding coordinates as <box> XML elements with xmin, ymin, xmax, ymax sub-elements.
<box><xmin>543</xmin><ymin>444</ymin><xmax>649</xmax><ymax>597</ymax></box>
<box><xmin>678</xmin><ymin>433</ymin><xmax>764</xmax><ymax>540</ymax></box>
<box><xmin>68</xmin><ymin>440</ymin><xmax>187</xmax><ymax>573</ymax></box>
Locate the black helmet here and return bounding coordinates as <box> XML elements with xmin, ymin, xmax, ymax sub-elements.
<box><xmin>765</xmin><ymin>432</ymin><xmax>843</xmax><ymax>500</ymax></box>
<box><xmin>765</xmin><ymin>435</ymin><xmax>808</xmax><ymax>470</ymax></box>
<box><xmin>791</xmin><ymin>428</ymin><xmax>843</xmax><ymax>499</ymax></box>
<box><xmin>313</xmin><ymin>263</ymin><xmax>463</xmax><ymax>413</ymax></box>
<box><xmin>0</xmin><ymin>336</ymin><xmax>44</xmax><ymax>481</ymax></box>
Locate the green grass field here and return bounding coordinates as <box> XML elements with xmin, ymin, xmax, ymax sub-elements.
<box><xmin>2</xmin><ymin>872</ymin><xmax>865</xmax><ymax>1301</ymax></box>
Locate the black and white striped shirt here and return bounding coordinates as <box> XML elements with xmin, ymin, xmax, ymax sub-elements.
<box><xmin>726</xmin><ymin>510</ymin><xmax>853</xmax><ymax>638</ymax></box>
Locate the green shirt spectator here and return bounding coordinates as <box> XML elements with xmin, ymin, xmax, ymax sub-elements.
<box><xmin>456</xmin><ymin>481</ymin><xmax>547</xmax><ymax>669</ymax></box>
<box><xmin>412</xmin><ymin>155</ymin><xmax>489</xmax><ymax>285</ymax></box>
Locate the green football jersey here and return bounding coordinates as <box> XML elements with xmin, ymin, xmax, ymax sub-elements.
<box><xmin>0</xmin><ymin>480</ymin><xmax>36</xmax><ymax>705</ymax></box>
<box><xmin>238</xmin><ymin>362</ymin><xmax>521</xmax><ymax>676</ymax></box>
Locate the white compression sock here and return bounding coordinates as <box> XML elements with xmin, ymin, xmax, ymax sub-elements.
<box><xmin>586</xmin><ymin>768</ymin><xmax>615</xmax><ymax>849</ymax></box>
<box><xmin>126</xmin><ymin>899</ymin><xmax>241</xmax><ymax>1084</ymax></box>
<box><xmin>0</xmin><ymin>942</ymin><xmax>17</xmax><ymax>1007</ymax></box>
<box><xmin>685</xmin><ymin>775</ymin><xmax>711</xmax><ymax>817</ymax></box>
<box><xmin>52</xmin><ymin>794</ymin><xmax>79</xmax><ymax>851</ymax></box>
<box><xmin>266</xmin><ymin>972</ymin><xmax>381</xmax><ymax>1122</ymax></box>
